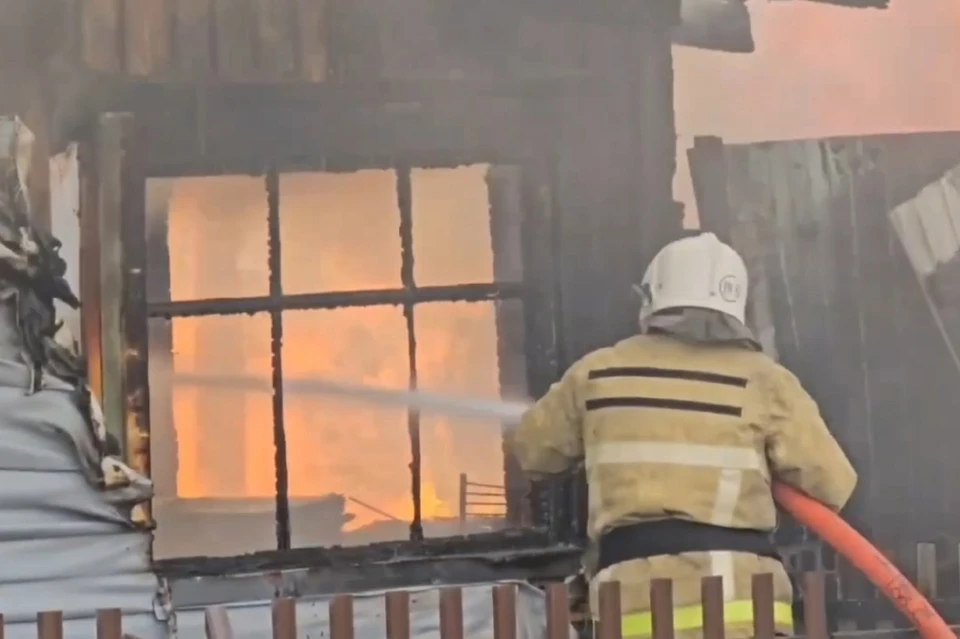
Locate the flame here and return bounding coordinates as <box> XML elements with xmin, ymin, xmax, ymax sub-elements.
<box><xmin>154</xmin><ymin>166</ymin><xmax>510</xmax><ymax>549</ymax></box>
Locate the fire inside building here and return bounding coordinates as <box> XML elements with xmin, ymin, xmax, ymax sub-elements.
<box><xmin>63</xmin><ymin>0</ymin><xmax>688</xmax><ymax>576</ymax></box>
<box><xmin>18</xmin><ymin>0</ymin><xmax>960</xmax><ymax>635</ymax></box>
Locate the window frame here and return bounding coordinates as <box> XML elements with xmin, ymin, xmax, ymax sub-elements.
<box><xmin>143</xmin><ymin>163</ymin><xmax>539</xmax><ymax>553</ymax></box>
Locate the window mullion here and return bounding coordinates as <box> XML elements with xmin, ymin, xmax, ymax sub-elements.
<box><xmin>267</xmin><ymin>169</ymin><xmax>292</xmax><ymax>551</ymax></box>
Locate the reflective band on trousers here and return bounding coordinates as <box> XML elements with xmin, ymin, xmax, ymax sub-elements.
<box><xmin>618</xmin><ymin>600</ymin><xmax>794</xmax><ymax>637</ymax></box>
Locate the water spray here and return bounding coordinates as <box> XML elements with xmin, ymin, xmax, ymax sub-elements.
<box><xmin>173</xmin><ymin>372</ymin><xmax>532</xmax><ymax>424</ymax></box>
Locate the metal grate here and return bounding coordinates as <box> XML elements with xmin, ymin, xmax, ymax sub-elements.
<box><xmin>458</xmin><ymin>473</ymin><xmax>508</xmax><ymax>530</ymax></box>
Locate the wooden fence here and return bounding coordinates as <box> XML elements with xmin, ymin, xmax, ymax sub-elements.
<box><xmin>5</xmin><ymin>572</ymin><xmax>833</xmax><ymax>639</ymax></box>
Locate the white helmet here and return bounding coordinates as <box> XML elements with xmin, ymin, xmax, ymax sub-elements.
<box><xmin>637</xmin><ymin>232</ymin><xmax>749</xmax><ymax>325</ymax></box>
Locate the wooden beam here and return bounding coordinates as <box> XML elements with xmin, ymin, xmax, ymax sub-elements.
<box><xmin>213</xmin><ymin>0</ymin><xmax>257</xmax><ymax>80</ymax></box>
<box><xmin>254</xmin><ymin>0</ymin><xmax>296</xmax><ymax>79</ymax></box>
<box><xmin>77</xmin><ymin>137</ymin><xmax>104</xmax><ymax>403</ymax></box>
<box><xmin>294</xmin><ymin>0</ymin><xmax>329</xmax><ymax>82</ymax></box>
<box><xmin>125</xmin><ymin>0</ymin><xmax>173</xmax><ymax>75</ymax></box>
<box><xmin>95</xmin><ymin>112</ymin><xmax>126</xmax><ymax>452</ymax></box>
<box><xmin>22</xmin><ymin>90</ymin><xmax>52</xmax><ymax>231</ymax></box>
<box><xmin>81</xmin><ymin>0</ymin><xmax>122</xmax><ymax>72</ymax></box>
<box><xmin>173</xmin><ymin>0</ymin><xmax>214</xmax><ymax>77</ymax></box>
<box><xmin>95</xmin><ymin>112</ymin><xmax>152</xmax><ymax>526</ymax></box>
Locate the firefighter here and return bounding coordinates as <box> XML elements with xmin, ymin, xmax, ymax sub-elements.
<box><xmin>510</xmin><ymin>232</ymin><xmax>857</xmax><ymax>639</ymax></box>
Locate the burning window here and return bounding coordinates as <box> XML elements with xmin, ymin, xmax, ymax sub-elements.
<box><xmin>145</xmin><ymin>165</ymin><xmax>530</xmax><ymax>559</ymax></box>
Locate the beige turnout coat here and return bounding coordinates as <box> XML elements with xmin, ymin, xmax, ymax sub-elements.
<box><xmin>512</xmin><ymin>333</ymin><xmax>857</xmax><ymax>638</ymax></box>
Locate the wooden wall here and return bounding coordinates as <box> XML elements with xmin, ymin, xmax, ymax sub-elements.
<box><xmin>79</xmin><ymin>0</ymin><xmax>328</xmax><ymax>81</ymax></box>
<box><xmin>690</xmin><ymin>133</ymin><xmax>960</xmax><ymax>561</ymax></box>
<box><xmin>72</xmin><ymin>0</ymin><xmax>595</xmax><ymax>84</ymax></box>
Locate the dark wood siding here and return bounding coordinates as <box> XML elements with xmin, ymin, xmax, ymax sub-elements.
<box><xmin>691</xmin><ymin>133</ymin><xmax>960</xmax><ymax>564</ymax></box>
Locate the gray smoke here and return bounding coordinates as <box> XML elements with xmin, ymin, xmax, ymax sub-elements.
<box><xmin>172</xmin><ymin>373</ymin><xmax>531</xmax><ymax>425</ymax></box>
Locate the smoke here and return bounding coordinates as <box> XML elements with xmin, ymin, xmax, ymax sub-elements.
<box><xmin>172</xmin><ymin>372</ymin><xmax>531</xmax><ymax>425</ymax></box>
<box><xmin>674</xmin><ymin>0</ymin><xmax>960</xmax><ymax>226</ymax></box>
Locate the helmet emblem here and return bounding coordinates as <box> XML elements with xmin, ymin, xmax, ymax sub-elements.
<box><xmin>639</xmin><ymin>282</ymin><xmax>652</xmax><ymax>305</ymax></box>
<box><xmin>718</xmin><ymin>275</ymin><xmax>742</xmax><ymax>303</ymax></box>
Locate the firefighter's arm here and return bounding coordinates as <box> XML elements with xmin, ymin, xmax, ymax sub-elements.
<box><xmin>763</xmin><ymin>366</ymin><xmax>858</xmax><ymax>512</ymax></box>
<box><xmin>509</xmin><ymin>361</ymin><xmax>586</xmax><ymax>480</ymax></box>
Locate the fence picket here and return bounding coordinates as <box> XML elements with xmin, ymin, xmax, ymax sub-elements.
<box><xmin>272</xmin><ymin>597</ymin><xmax>296</xmax><ymax>639</ymax></box>
<box><xmin>596</xmin><ymin>580</ymin><xmax>622</xmax><ymax>639</ymax></box>
<box><xmin>0</xmin><ymin>570</ymin><xmax>842</xmax><ymax>639</ymax></box>
<box><xmin>492</xmin><ymin>584</ymin><xmax>518</xmax><ymax>639</ymax></box>
<box><xmin>439</xmin><ymin>587</ymin><xmax>465</xmax><ymax>639</ymax></box>
<box><xmin>204</xmin><ymin>605</ymin><xmax>235</xmax><ymax>639</ymax></box>
<box><xmin>96</xmin><ymin>609</ymin><xmax>122</xmax><ymax>639</ymax></box>
<box><xmin>545</xmin><ymin>583</ymin><xmax>571</xmax><ymax>639</ymax></box>
<box><xmin>803</xmin><ymin>571</ymin><xmax>829</xmax><ymax>639</ymax></box>
<box><xmin>701</xmin><ymin>575</ymin><xmax>726</xmax><ymax>639</ymax></box>
<box><xmin>751</xmin><ymin>573</ymin><xmax>776</xmax><ymax>639</ymax></box>
<box><xmin>386</xmin><ymin>591</ymin><xmax>411</xmax><ymax>639</ymax></box>
<box><xmin>329</xmin><ymin>595</ymin><xmax>355</xmax><ymax>639</ymax></box>
<box><xmin>650</xmin><ymin>578</ymin><xmax>674</xmax><ymax>639</ymax></box>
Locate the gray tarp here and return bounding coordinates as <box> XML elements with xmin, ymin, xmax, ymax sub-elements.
<box><xmin>0</xmin><ymin>303</ymin><xmax>165</xmax><ymax>639</ymax></box>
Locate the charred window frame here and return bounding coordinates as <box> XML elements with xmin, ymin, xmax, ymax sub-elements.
<box><xmin>139</xmin><ymin>160</ymin><xmax>560</xmax><ymax>554</ymax></box>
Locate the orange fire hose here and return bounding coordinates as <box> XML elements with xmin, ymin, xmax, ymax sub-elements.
<box><xmin>772</xmin><ymin>482</ymin><xmax>956</xmax><ymax>639</ymax></box>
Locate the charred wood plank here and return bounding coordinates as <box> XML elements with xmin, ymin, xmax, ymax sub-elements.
<box><xmin>125</xmin><ymin>0</ymin><xmax>172</xmax><ymax>75</ymax></box>
<box><xmin>81</xmin><ymin>0</ymin><xmax>122</xmax><ymax>72</ymax></box>
<box><xmin>95</xmin><ymin>113</ymin><xmax>128</xmax><ymax>458</ymax></box>
<box><xmin>253</xmin><ymin>0</ymin><xmax>296</xmax><ymax>79</ymax></box>
<box><xmin>173</xmin><ymin>0</ymin><xmax>214</xmax><ymax>77</ymax></box>
<box><xmin>293</xmin><ymin>0</ymin><xmax>328</xmax><ymax>82</ymax></box>
<box><xmin>148</xmin><ymin>282</ymin><xmax>525</xmax><ymax>318</ymax></box>
<box><xmin>213</xmin><ymin>0</ymin><xmax>257</xmax><ymax>80</ymax></box>
<box><xmin>78</xmin><ymin>136</ymin><xmax>104</xmax><ymax>401</ymax></box>
<box><xmin>117</xmin><ymin>113</ymin><xmax>152</xmax><ymax>519</ymax></box>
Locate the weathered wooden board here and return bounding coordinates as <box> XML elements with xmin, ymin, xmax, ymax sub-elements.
<box><xmin>174</xmin><ymin>0</ymin><xmax>214</xmax><ymax>77</ymax></box>
<box><xmin>75</xmin><ymin>0</ymin><xmax>327</xmax><ymax>81</ymax></box>
<box><xmin>690</xmin><ymin>133</ymin><xmax>960</xmax><ymax>557</ymax></box>
<box><xmin>294</xmin><ymin>0</ymin><xmax>328</xmax><ymax>82</ymax></box>
<box><xmin>81</xmin><ymin>0</ymin><xmax>122</xmax><ymax>73</ymax></box>
<box><xmin>253</xmin><ymin>0</ymin><xmax>296</xmax><ymax>79</ymax></box>
<box><xmin>124</xmin><ymin>0</ymin><xmax>172</xmax><ymax>75</ymax></box>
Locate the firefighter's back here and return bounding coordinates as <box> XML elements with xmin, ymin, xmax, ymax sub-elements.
<box><xmin>580</xmin><ymin>332</ymin><xmax>796</xmax><ymax>639</ymax></box>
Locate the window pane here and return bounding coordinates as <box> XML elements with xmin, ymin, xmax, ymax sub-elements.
<box><xmin>283</xmin><ymin>306</ymin><xmax>412</xmax><ymax>547</ymax></box>
<box><xmin>415</xmin><ymin>300</ymin><xmax>530</xmax><ymax>535</ymax></box>
<box><xmin>279</xmin><ymin>171</ymin><xmax>402</xmax><ymax>294</ymax></box>
<box><xmin>411</xmin><ymin>165</ymin><xmax>495</xmax><ymax>287</ymax></box>
<box><xmin>146</xmin><ymin>176</ymin><xmax>269</xmax><ymax>303</ymax></box>
<box><xmin>148</xmin><ymin>313</ymin><xmax>276</xmax><ymax>559</ymax></box>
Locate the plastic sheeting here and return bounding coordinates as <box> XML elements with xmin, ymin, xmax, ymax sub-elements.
<box><xmin>0</xmin><ymin>303</ymin><xmax>165</xmax><ymax>639</ymax></box>
<box><xmin>170</xmin><ymin>580</ymin><xmax>577</xmax><ymax>639</ymax></box>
